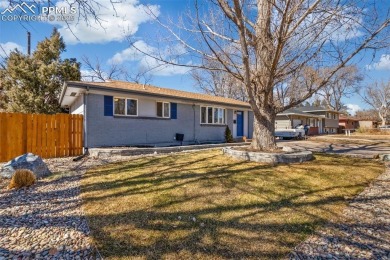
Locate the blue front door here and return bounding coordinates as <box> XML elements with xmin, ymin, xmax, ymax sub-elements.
<box><xmin>236</xmin><ymin>111</ymin><xmax>244</xmax><ymax>136</ymax></box>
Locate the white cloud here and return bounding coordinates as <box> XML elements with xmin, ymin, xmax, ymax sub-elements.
<box><xmin>50</xmin><ymin>0</ymin><xmax>159</xmax><ymax>44</ymax></box>
<box><xmin>108</xmin><ymin>40</ymin><xmax>154</xmax><ymax>64</ymax></box>
<box><xmin>366</xmin><ymin>54</ymin><xmax>390</xmax><ymax>70</ymax></box>
<box><xmin>108</xmin><ymin>40</ymin><xmax>191</xmax><ymax>76</ymax></box>
<box><xmin>0</xmin><ymin>42</ymin><xmax>24</xmax><ymax>56</ymax></box>
<box><xmin>346</xmin><ymin>104</ymin><xmax>361</xmax><ymax>116</ymax></box>
<box><xmin>139</xmin><ymin>56</ymin><xmax>191</xmax><ymax>76</ymax></box>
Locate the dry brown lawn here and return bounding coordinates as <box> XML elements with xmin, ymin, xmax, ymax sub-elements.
<box><xmin>81</xmin><ymin>150</ymin><xmax>384</xmax><ymax>259</ymax></box>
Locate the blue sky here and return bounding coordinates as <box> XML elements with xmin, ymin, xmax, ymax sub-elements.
<box><xmin>0</xmin><ymin>0</ymin><xmax>389</xmax><ymax>115</ymax></box>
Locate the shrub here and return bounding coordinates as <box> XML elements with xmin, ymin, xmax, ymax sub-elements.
<box><xmin>356</xmin><ymin>127</ymin><xmax>390</xmax><ymax>135</ymax></box>
<box><xmin>225</xmin><ymin>126</ymin><xmax>234</xmax><ymax>143</ymax></box>
<box><xmin>8</xmin><ymin>169</ymin><xmax>36</xmax><ymax>189</ymax></box>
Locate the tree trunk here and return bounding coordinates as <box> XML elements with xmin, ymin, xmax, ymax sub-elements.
<box><xmin>379</xmin><ymin>111</ymin><xmax>386</xmax><ymax>126</ymax></box>
<box><xmin>246</xmin><ymin>0</ymin><xmax>277</xmax><ymax>151</ymax></box>
<box><xmin>250</xmin><ymin>106</ymin><xmax>278</xmax><ymax>151</ymax></box>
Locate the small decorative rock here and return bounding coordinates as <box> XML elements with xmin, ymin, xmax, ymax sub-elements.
<box><xmin>282</xmin><ymin>146</ymin><xmax>295</xmax><ymax>153</ymax></box>
<box><xmin>0</xmin><ymin>153</ymin><xmax>51</xmax><ymax>179</ymax></box>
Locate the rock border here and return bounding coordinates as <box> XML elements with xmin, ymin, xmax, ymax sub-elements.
<box><xmin>89</xmin><ymin>142</ymin><xmax>249</xmax><ymax>158</ymax></box>
<box><xmin>222</xmin><ymin>147</ymin><xmax>313</xmax><ymax>164</ymax></box>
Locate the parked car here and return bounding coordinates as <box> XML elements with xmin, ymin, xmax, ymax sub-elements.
<box><xmin>379</xmin><ymin>125</ymin><xmax>390</xmax><ymax>130</ymax></box>
<box><xmin>275</xmin><ymin>125</ymin><xmax>306</xmax><ymax>140</ymax></box>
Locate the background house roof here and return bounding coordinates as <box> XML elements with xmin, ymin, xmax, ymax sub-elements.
<box><xmin>278</xmin><ymin>108</ymin><xmax>323</xmax><ymax>118</ymax></box>
<box><xmin>294</xmin><ymin>106</ymin><xmax>340</xmax><ymax>113</ymax></box>
<box><xmin>64</xmin><ymin>80</ymin><xmax>251</xmax><ymax>108</ymax></box>
<box><xmin>339</xmin><ymin>115</ymin><xmax>359</xmax><ymax>121</ymax></box>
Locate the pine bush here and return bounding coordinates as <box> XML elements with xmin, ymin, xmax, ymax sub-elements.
<box><xmin>225</xmin><ymin>126</ymin><xmax>234</xmax><ymax>143</ymax></box>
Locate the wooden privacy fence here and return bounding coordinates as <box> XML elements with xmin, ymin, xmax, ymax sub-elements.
<box><xmin>0</xmin><ymin>113</ymin><xmax>83</xmax><ymax>162</ymax></box>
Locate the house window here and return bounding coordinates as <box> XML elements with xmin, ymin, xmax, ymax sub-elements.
<box><xmin>114</xmin><ymin>97</ymin><xmax>138</xmax><ymax>116</ymax></box>
<box><xmin>218</xmin><ymin>109</ymin><xmax>224</xmax><ymax>124</ymax></box>
<box><xmin>201</xmin><ymin>107</ymin><xmax>207</xmax><ymax>123</ymax></box>
<box><xmin>214</xmin><ymin>108</ymin><xmax>219</xmax><ymax>124</ymax></box>
<box><xmin>114</xmin><ymin>98</ymin><xmax>126</xmax><ymax>115</ymax></box>
<box><xmin>157</xmin><ymin>102</ymin><xmax>170</xmax><ymax>118</ymax></box>
<box><xmin>207</xmin><ymin>107</ymin><xmax>213</xmax><ymax>123</ymax></box>
<box><xmin>127</xmin><ymin>99</ymin><xmax>138</xmax><ymax>116</ymax></box>
<box><xmin>201</xmin><ymin>106</ymin><xmax>226</xmax><ymax>125</ymax></box>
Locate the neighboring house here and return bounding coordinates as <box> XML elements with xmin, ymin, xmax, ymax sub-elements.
<box><xmin>59</xmin><ymin>81</ymin><xmax>254</xmax><ymax>148</ymax></box>
<box><xmin>275</xmin><ymin>106</ymin><xmax>340</xmax><ymax>134</ymax></box>
<box><xmin>358</xmin><ymin>119</ymin><xmax>379</xmax><ymax>129</ymax></box>
<box><xmin>275</xmin><ymin>109</ymin><xmax>322</xmax><ymax>135</ymax></box>
<box><xmin>339</xmin><ymin>115</ymin><xmax>360</xmax><ymax>131</ymax></box>
<box><xmin>295</xmin><ymin>106</ymin><xmax>340</xmax><ymax>134</ymax></box>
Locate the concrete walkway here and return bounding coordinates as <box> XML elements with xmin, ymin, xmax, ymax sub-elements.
<box><xmin>278</xmin><ymin>140</ymin><xmax>390</xmax><ymax>158</ymax></box>
<box><xmin>291</xmin><ymin>163</ymin><xmax>390</xmax><ymax>259</ymax></box>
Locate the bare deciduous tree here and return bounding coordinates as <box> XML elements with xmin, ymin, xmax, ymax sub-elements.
<box><xmin>355</xmin><ymin>109</ymin><xmax>380</xmax><ymax>121</ymax></box>
<box><xmin>122</xmin><ymin>67</ymin><xmax>154</xmax><ymax>85</ymax></box>
<box><xmin>362</xmin><ymin>81</ymin><xmax>390</xmax><ymax>126</ymax></box>
<box><xmin>82</xmin><ymin>56</ymin><xmax>122</xmax><ymax>82</ymax></box>
<box><xmin>81</xmin><ymin>56</ymin><xmax>153</xmax><ymax>84</ymax></box>
<box><xmin>191</xmin><ymin>58</ymin><xmax>247</xmax><ymax>101</ymax></box>
<box><xmin>131</xmin><ymin>0</ymin><xmax>390</xmax><ymax>151</ymax></box>
<box><xmin>316</xmin><ymin>66</ymin><xmax>363</xmax><ymax>112</ymax></box>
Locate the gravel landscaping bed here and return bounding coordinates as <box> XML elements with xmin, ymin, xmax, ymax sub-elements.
<box><xmin>291</xmin><ymin>162</ymin><xmax>390</xmax><ymax>259</ymax></box>
<box><xmin>0</xmin><ymin>155</ymin><xmax>131</xmax><ymax>260</ymax></box>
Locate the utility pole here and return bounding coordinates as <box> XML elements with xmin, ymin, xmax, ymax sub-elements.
<box><xmin>27</xmin><ymin>32</ymin><xmax>31</xmax><ymax>56</ymax></box>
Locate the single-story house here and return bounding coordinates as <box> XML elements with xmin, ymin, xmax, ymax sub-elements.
<box><xmin>59</xmin><ymin>80</ymin><xmax>254</xmax><ymax>148</ymax></box>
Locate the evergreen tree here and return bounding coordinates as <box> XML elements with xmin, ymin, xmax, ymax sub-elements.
<box><xmin>0</xmin><ymin>29</ymin><xmax>80</xmax><ymax>114</ymax></box>
<box><xmin>225</xmin><ymin>126</ymin><xmax>233</xmax><ymax>143</ymax></box>
<box><xmin>312</xmin><ymin>98</ymin><xmax>321</xmax><ymax>107</ymax></box>
<box><xmin>320</xmin><ymin>99</ymin><xmax>328</xmax><ymax>108</ymax></box>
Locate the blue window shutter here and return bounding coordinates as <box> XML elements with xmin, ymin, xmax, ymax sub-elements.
<box><xmin>170</xmin><ymin>103</ymin><xmax>177</xmax><ymax>119</ymax></box>
<box><xmin>104</xmin><ymin>95</ymin><xmax>113</xmax><ymax>116</ymax></box>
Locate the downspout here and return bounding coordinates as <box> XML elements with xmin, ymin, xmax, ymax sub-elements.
<box><xmin>73</xmin><ymin>92</ymin><xmax>89</xmax><ymax>161</ymax></box>
<box><xmin>192</xmin><ymin>104</ymin><xmax>196</xmax><ymax>143</ymax></box>
<box><xmin>83</xmin><ymin>91</ymin><xmax>88</xmax><ymax>153</ymax></box>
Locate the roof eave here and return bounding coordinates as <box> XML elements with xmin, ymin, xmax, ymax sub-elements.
<box><xmin>66</xmin><ymin>82</ymin><xmax>251</xmax><ymax>109</ymax></box>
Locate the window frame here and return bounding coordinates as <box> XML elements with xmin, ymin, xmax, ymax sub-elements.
<box><xmin>113</xmin><ymin>96</ymin><xmax>138</xmax><ymax>117</ymax></box>
<box><xmin>156</xmin><ymin>101</ymin><xmax>171</xmax><ymax>118</ymax></box>
<box><xmin>200</xmin><ymin>106</ymin><xmax>226</xmax><ymax>125</ymax></box>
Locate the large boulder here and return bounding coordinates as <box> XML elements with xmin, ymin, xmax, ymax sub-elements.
<box><xmin>0</xmin><ymin>153</ymin><xmax>51</xmax><ymax>179</ymax></box>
